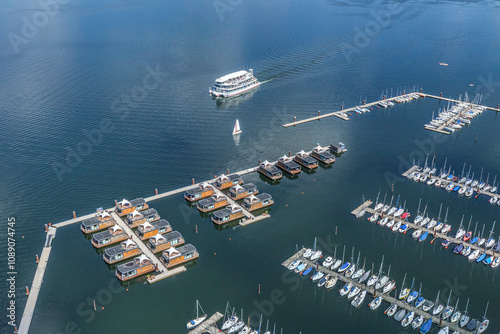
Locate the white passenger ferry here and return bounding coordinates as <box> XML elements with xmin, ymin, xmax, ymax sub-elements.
<box><xmin>209</xmin><ymin>69</ymin><xmax>260</xmax><ymax>98</ymax></box>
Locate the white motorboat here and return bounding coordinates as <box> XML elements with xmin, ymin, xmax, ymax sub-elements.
<box><xmin>414</xmin><ymin>215</ymin><xmax>423</xmax><ymax>225</ymax></box>
<box><xmin>374</xmin><ymin>203</ymin><xmax>384</xmax><ymax>211</ymax></box>
<box><xmin>399</xmin><ymin>288</ymin><xmax>410</xmax><ymax>301</ymax></box>
<box><xmin>455</xmin><ymin>228</ymin><xmax>465</xmax><ymax>239</ymax></box>
<box><xmin>435</xmin><ymin>222</ymin><xmax>444</xmax><ymax>231</ymax></box>
<box><xmin>339</xmin><ymin>282</ymin><xmax>352</xmax><ymax>297</ymax></box>
<box><xmin>322</xmin><ymin>256</ymin><xmax>334</xmax><ymax>268</ymax></box>
<box><xmin>438</xmin><ymin>327</ymin><xmax>449</xmax><ymax>334</ymax></box>
<box><xmin>442</xmin><ymin>224</ymin><xmax>452</xmax><ymax>234</ymax></box>
<box><xmin>428</xmin><ymin>178</ymin><xmax>437</xmax><ymax>185</ymax></box>
<box><xmin>352</xmin><ymin>268</ymin><xmax>365</xmax><ymax>280</ymax></box>
<box><xmin>387</xmin><ymin>207</ymin><xmax>397</xmax><ymax>216</ymax></box>
<box><xmin>311</xmin><ymin>270</ymin><xmax>324</xmax><ymax>281</ymax></box>
<box><xmin>422</xmin><ymin>300</ymin><xmax>434</xmax><ymax>312</ymax></box>
<box><xmin>351</xmin><ymin>290</ymin><xmax>366</xmax><ymax>308</ymax></box>
<box><xmin>401</xmin><ymin>311</ymin><xmax>414</xmax><ymax>328</ymax></box>
<box><xmin>461</xmin><ymin>246</ymin><xmax>471</xmax><ymax>257</ymax></box>
<box><xmin>411</xmin><ymin>315</ymin><xmax>424</xmax><ymax>329</ymax></box>
<box><xmin>385</xmin><ymin>303</ymin><xmax>397</xmax><ymax>317</ymax></box>
<box><xmin>383</xmin><ymin>280</ymin><xmax>396</xmax><ymax>294</ymax></box>
<box><xmin>325</xmin><ymin>276</ymin><xmax>338</xmax><ymax>289</ymax></box>
<box><xmin>221</xmin><ymin>315</ymin><xmax>239</xmax><ymax>331</ymax></box>
<box><xmin>489</xmin><ymin>196</ymin><xmax>498</xmax><ymax>205</ymax></box>
<box><xmin>303</xmin><ymin>248</ymin><xmax>313</xmax><ymax>258</ymax></box>
<box><xmin>468</xmin><ymin>249</ymin><xmax>480</xmax><ymax>261</ymax></box>
<box><xmin>287</xmin><ymin>260</ymin><xmax>300</xmax><ymax>270</ymax></box>
<box><xmin>367</xmin><ymin>274</ymin><xmax>379</xmax><ymax>287</ymax></box>
<box><xmin>379</xmin><ymin>217</ymin><xmax>389</xmax><ymax>226</ymax></box>
<box><xmin>392</xmin><ymin>221</ymin><xmax>401</xmax><ymax>232</ymax></box>
<box><xmin>228</xmin><ymin>321</ymin><xmax>245</xmax><ymax>333</ymax></box>
<box><xmin>347</xmin><ymin>286</ymin><xmax>361</xmax><ymax>299</ymax></box>
<box><xmin>394</xmin><ymin>208</ymin><xmax>404</xmax><ymax>217</ymax></box>
<box><xmin>369</xmin><ymin>296</ymin><xmax>382</xmax><ymax>310</ymax></box>
<box><xmin>310</xmin><ymin>250</ymin><xmax>323</xmax><ymax>261</ymax></box>
<box><xmin>345</xmin><ymin>263</ymin><xmax>356</xmax><ymax>278</ymax></box>
<box><xmin>412</xmin><ymin>229</ymin><xmax>423</xmax><ymax>239</ymax></box>
<box><xmin>428</xmin><ymin>219</ymin><xmax>437</xmax><ymax>230</ymax></box>
<box><xmin>386</xmin><ymin>219</ymin><xmax>395</xmax><ymax>229</ymax></box>
<box><xmin>332</xmin><ymin>259</ymin><xmax>342</xmax><ymax>270</ymax></box>
<box><xmin>375</xmin><ymin>276</ymin><xmax>389</xmax><ymax>290</ymax></box>
<box><xmin>458</xmin><ymin>187</ymin><xmax>467</xmax><ymax>195</ymax></box>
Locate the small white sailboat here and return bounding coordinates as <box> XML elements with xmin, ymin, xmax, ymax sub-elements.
<box><xmin>186</xmin><ymin>300</ymin><xmax>207</xmax><ymax>330</ymax></box>
<box><xmin>232</xmin><ymin>119</ymin><xmax>242</xmax><ymax>135</ymax></box>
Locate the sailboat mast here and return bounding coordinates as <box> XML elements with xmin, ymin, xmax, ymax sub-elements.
<box><xmin>400</xmin><ymin>273</ymin><xmax>407</xmax><ymax>290</ymax></box>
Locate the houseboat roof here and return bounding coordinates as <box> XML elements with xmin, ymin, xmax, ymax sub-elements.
<box><xmin>295</xmin><ymin>152</ymin><xmax>317</xmax><ymax>163</ymax></box>
<box><xmin>163</xmin><ymin>244</ymin><xmax>197</xmax><ymax>259</ymax></box>
<box><xmin>312</xmin><ymin>145</ymin><xmax>327</xmax><ymax>152</ymax></box>
<box><xmin>151</xmin><ymin>231</ymin><xmax>182</xmax><ymax>245</ymax></box>
<box><xmin>127</xmin><ymin>208</ymin><xmax>158</xmax><ymax>220</ymax></box>
<box><xmin>230</xmin><ymin>183</ymin><xmax>256</xmax><ymax>193</ymax></box>
<box><xmin>117</xmin><ymin>255</ymin><xmax>152</xmax><ymax>273</ymax></box>
<box><xmin>245</xmin><ymin>193</ymin><xmax>272</xmax><ymax>204</ymax></box>
<box><xmin>185</xmin><ymin>183</ymin><xmax>212</xmax><ymax>195</ymax></box>
<box><xmin>278</xmin><ymin>156</ymin><xmax>300</xmax><ymax>168</ymax></box>
<box><xmin>279</xmin><ymin>155</ymin><xmax>293</xmax><ymax>162</ymax></box>
<box><xmin>198</xmin><ymin>194</ymin><xmax>226</xmax><ymax>206</ymax></box>
<box><xmin>259</xmin><ymin>161</ymin><xmax>281</xmax><ymax>174</ymax></box>
<box><xmin>138</xmin><ymin>219</ymin><xmax>170</xmax><ymax>232</ymax></box>
<box><xmin>92</xmin><ymin>225</ymin><xmax>124</xmax><ymax>241</ymax></box>
<box><xmin>216</xmin><ymin>70</ymin><xmax>248</xmax><ymax>83</ymax></box>
<box><xmin>117</xmin><ymin>197</ymin><xmax>146</xmax><ymax>208</ymax></box>
<box><xmin>216</xmin><ymin>173</ymin><xmax>241</xmax><ymax>183</ymax></box>
<box><xmin>104</xmin><ymin>240</ymin><xmax>137</xmax><ymax>257</ymax></box>
<box><xmin>212</xmin><ymin>204</ymin><xmax>242</xmax><ymax>218</ymax></box>
<box><xmin>81</xmin><ymin>216</ymin><xmax>101</xmax><ymax>227</ymax></box>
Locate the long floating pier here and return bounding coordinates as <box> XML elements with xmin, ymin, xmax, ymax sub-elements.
<box><xmin>282</xmin><ymin>249</ymin><xmax>474</xmax><ymax>334</ymax></box>
<box><xmin>188</xmin><ymin>312</ymin><xmax>224</xmax><ymax>334</ymax></box>
<box><xmin>403</xmin><ymin>165</ymin><xmax>499</xmax><ymax>202</ymax></box>
<box><xmin>351</xmin><ymin>201</ymin><xmax>500</xmax><ymax>259</ymax></box>
<box><xmin>282</xmin><ymin>92</ymin><xmax>499</xmax><ymax>128</ymax></box>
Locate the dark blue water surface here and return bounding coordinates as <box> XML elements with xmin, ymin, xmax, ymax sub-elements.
<box><xmin>1</xmin><ymin>0</ymin><xmax>500</xmax><ymax>333</ymax></box>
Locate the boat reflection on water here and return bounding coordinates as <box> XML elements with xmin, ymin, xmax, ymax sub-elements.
<box><xmin>214</xmin><ymin>89</ymin><xmax>258</xmax><ymax>108</ymax></box>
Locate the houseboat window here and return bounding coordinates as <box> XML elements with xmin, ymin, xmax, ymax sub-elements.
<box><xmin>102</xmin><ymin>239</ymin><xmax>110</xmax><ymax>245</ymax></box>
<box><xmin>171</xmin><ymin>240</ymin><xmax>178</xmax><ymax>245</ymax></box>
<box><xmin>117</xmin><ymin>254</ymin><xmax>123</xmax><ymax>259</ymax></box>
<box><xmin>185</xmin><ymin>253</ymin><xmax>193</xmax><ymax>259</ymax></box>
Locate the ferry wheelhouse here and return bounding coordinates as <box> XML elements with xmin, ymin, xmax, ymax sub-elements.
<box><xmin>329</xmin><ymin>142</ymin><xmax>347</xmax><ymax>154</ymax></box>
<box><xmin>276</xmin><ymin>155</ymin><xmax>301</xmax><ymax>175</ymax></box>
<box><xmin>147</xmin><ymin>231</ymin><xmax>185</xmax><ymax>254</ymax></box>
<box><xmin>135</xmin><ymin>219</ymin><xmax>172</xmax><ymax>240</ymax></box>
<box><xmin>258</xmin><ymin>160</ymin><xmax>282</xmax><ymax>180</ymax></box>
<box><xmin>91</xmin><ymin>225</ymin><xmax>128</xmax><ymax>248</ymax></box>
<box><xmin>197</xmin><ymin>194</ymin><xmax>229</xmax><ymax>213</ymax></box>
<box><xmin>311</xmin><ymin>145</ymin><xmax>336</xmax><ymax>164</ymax></box>
<box><xmin>103</xmin><ymin>239</ymin><xmax>141</xmax><ymax>264</ymax></box>
<box><xmin>161</xmin><ymin>244</ymin><xmax>199</xmax><ymax>268</ymax></box>
<box><xmin>293</xmin><ymin>150</ymin><xmax>318</xmax><ymax>170</ymax></box>
<box><xmin>115</xmin><ymin>198</ymin><xmax>148</xmax><ymax>217</ymax></box>
<box><xmin>228</xmin><ymin>183</ymin><xmax>258</xmax><ymax>200</ymax></box>
<box><xmin>211</xmin><ymin>204</ymin><xmax>245</xmax><ymax>225</ymax></box>
<box><xmin>81</xmin><ymin>211</ymin><xmax>115</xmax><ymax>234</ymax></box>
<box><xmin>184</xmin><ymin>182</ymin><xmax>214</xmax><ymax>202</ymax></box>
<box><xmin>213</xmin><ymin>173</ymin><xmax>243</xmax><ymax>190</ymax></box>
<box><xmin>209</xmin><ymin>70</ymin><xmax>260</xmax><ymax>98</ymax></box>
<box><xmin>116</xmin><ymin>254</ymin><xmax>156</xmax><ymax>281</ymax></box>
<box><xmin>243</xmin><ymin>193</ymin><xmax>274</xmax><ymax>212</ymax></box>
<box><xmin>125</xmin><ymin>208</ymin><xmax>160</xmax><ymax>228</ymax></box>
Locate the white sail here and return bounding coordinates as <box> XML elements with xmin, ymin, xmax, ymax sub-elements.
<box><xmin>233</xmin><ymin>119</ymin><xmax>242</xmax><ymax>135</ymax></box>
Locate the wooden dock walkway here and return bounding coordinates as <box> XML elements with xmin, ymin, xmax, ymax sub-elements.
<box><xmin>281</xmin><ymin>92</ymin><xmax>499</xmax><ymax>128</ymax></box>
<box><xmin>18</xmin><ymin>227</ymin><xmax>56</xmax><ymax>334</ymax></box>
<box><xmin>402</xmin><ymin>165</ymin><xmax>419</xmax><ymax>178</ymax></box>
<box><xmin>355</xmin><ymin>200</ymin><xmax>500</xmax><ymax>259</ymax></box>
<box><xmin>282</xmin><ymin>250</ymin><xmax>473</xmax><ymax>334</ymax></box>
<box><xmin>188</xmin><ymin>312</ymin><xmax>224</xmax><ymax>334</ymax></box>
<box><xmin>110</xmin><ymin>212</ymin><xmax>185</xmax><ymax>283</ymax></box>
<box><xmin>350</xmin><ymin>200</ymin><xmax>373</xmax><ymax>216</ymax></box>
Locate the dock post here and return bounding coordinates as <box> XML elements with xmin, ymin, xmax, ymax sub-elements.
<box><xmin>93</xmin><ymin>300</ymin><xmax>96</xmax><ymax>311</ymax></box>
<box><xmin>258</xmin><ymin>284</ymin><xmax>261</xmax><ymax>294</ymax></box>
<box><xmin>383</xmin><ymin>95</ymin><xmax>385</xmax><ymax>100</ymax></box>
<box><xmin>44</xmin><ymin>224</ymin><xmax>48</xmax><ymax>232</ymax></box>
<box><xmin>226</xmin><ymin>169</ymin><xmax>229</xmax><ymax>175</ymax></box>
<box><xmin>72</xmin><ymin>211</ymin><xmax>76</xmax><ymax>219</ymax></box>
<box><xmin>36</xmin><ymin>254</ymin><xmax>39</xmax><ymax>263</ymax></box>
<box><xmin>258</xmin><ymin>160</ymin><xmax>261</xmax><ymax>165</ymax></box>
<box><xmin>403</xmin><ymin>90</ymin><xmax>405</xmax><ymax>95</ymax></box>
<box><xmin>497</xmin><ymin>104</ymin><xmax>499</xmax><ymax>109</ymax></box>
<box><xmin>335</xmin><ymin>226</ymin><xmax>337</xmax><ymax>235</ymax></box>
<box><xmin>288</xmin><ymin>151</ymin><xmax>291</xmax><ymax>157</ymax></box>
<box><xmin>362</xmin><ymin>100</ymin><xmax>365</xmax><ymax>105</ymax></box>
<box><xmin>114</xmin><ymin>200</ymin><xmax>117</xmax><ymax>206</ymax></box>
<box><xmin>341</xmin><ymin>105</ymin><xmax>343</xmax><ymax>110</ymax></box>
<box><xmin>293</xmin><ymin>116</ymin><xmax>296</xmax><ymax>122</ymax></box>
<box><xmin>25</xmin><ymin>286</ymin><xmax>29</xmax><ymax>296</ymax></box>
<box><xmin>373</xmin><ymin>290</ymin><xmax>376</xmax><ymax>297</ymax></box>
<box><xmin>192</xmin><ymin>178</ymin><xmax>195</xmax><ymax>185</ymax></box>
<box><xmin>155</xmin><ymin>188</ymin><xmax>158</xmax><ymax>195</ymax></box>
<box><xmin>14</xmin><ymin>325</ymin><xmax>17</xmax><ymax>333</ymax></box>
<box><xmin>420</xmin><ymin>88</ymin><xmax>423</xmax><ymax>93</ymax></box>
<box><xmin>440</xmin><ymin>92</ymin><xmax>442</xmax><ymax>97</ymax></box>
<box><xmin>196</xmin><ymin>225</ymin><xmax>198</xmax><ymax>234</ymax></box>
<box><xmin>318</xmin><ymin>110</ymin><xmax>321</xmax><ymax>116</ymax></box>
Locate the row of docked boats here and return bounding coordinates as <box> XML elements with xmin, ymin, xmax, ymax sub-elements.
<box><xmin>407</xmin><ymin>163</ymin><xmax>499</xmax><ymax>204</ymax></box>
<box><xmin>258</xmin><ymin>144</ymin><xmax>344</xmax><ymax>181</ymax></box>
<box><xmin>187</xmin><ymin>301</ymin><xmax>277</xmax><ymax>334</ymax></box>
<box><xmin>425</xmin><ymin>99</ymin><xmax>485</xmax><ymax>133</ymax></box>
<box><xmin>285</xmin><ymin>245</ymin><xmax>490</xmax><ymax>333</ymax></box>
<box><xmin>80</xmin><ymin>199</ymin><xmax>199</xmax><ymax>282</ymax></box>
<box><xmin>365</xmin><ymin>195</ymin><xmax>500</xmax><ymax>270</ymax></box>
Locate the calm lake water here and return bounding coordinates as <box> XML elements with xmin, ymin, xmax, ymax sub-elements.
<box><xmin>1</xmin><ymin>0</ymin><xmax>500</xmax><ymax>333</ymax></box>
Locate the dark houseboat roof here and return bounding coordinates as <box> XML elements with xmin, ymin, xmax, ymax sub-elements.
<box><xmin>278</xmin><ymin>155</ymin><xmax>300</xmax><ymax>169</ymax></box>
<box><xmin>259</xmin><ymin>160</ymin><xmax>282</xmax><ymax>175</ymax></box>
<box><xmin>149</xmin><ymin>231</ymin><xmax>183</xmax><ymax>245</ymax></box>
<box><xmin>212</xmin><ymin>204</ymin><xmax>242</xmax><ymax>219</ymax></box>
<box><xmin>185</xmin><ymin>182</ymin><xmax>213</xmax><ymax>195</ymax></box>
<box><xmin>103</xmin><ymin>240</ymin><xmax>138</xmax><ymax>258</ymax></box>
<box><xmin>198</xmin><ymin>194</ymin><xmax>227</xmax><ymax>207</ymax></box>
<box><xmin>137</xmin><ymin>219</ymin><xmax>170</xmax><ymax>233</ymax></box>
<box><xmin>214</xmin><ymin>173</ymin><xmax>241</xmax><ymax>185</ymax></box>
<box><xmin>92</xmin><ymin>225</ymin><xmax>125</xmax><ymax>241</ymax></box>
<box><xmin>294</xmin><ymin>151</ymin><xmax>318</xmax><ymax>164</ymax></box>
<box><xmin>116</xmin><ymin>255</ymin><xmax>152</xmax><ymax>274</ymax></box>
<box><xmin>244</xmin><ymin>193</ymin><xmax>272</xmax><ymax>204</ymax></box>
<box><xmin>163</xmin><ymin>244</ymin><xmax>197</xmax><ymax>259</ymax></box>
<box><xmin>230</xmin><ymin>183</ymin><xmax>257</xmax><ymax>194</ymax></box>
<box><xmin>127</xmin><ymin>208</ymin><xmax>158</xmax><ymax>221</ymax></box>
